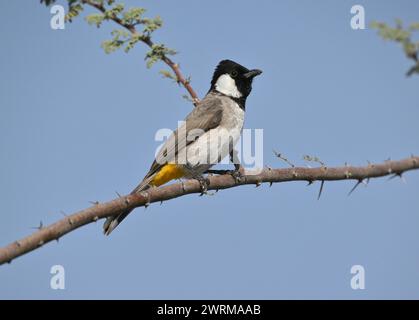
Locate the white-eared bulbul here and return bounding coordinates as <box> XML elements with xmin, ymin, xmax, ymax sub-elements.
<box><xmin>104</xmin><ymin>60</ymin><xmax>262</xmax><ymax>235</ymax></box>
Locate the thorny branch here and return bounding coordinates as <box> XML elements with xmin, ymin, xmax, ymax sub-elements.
<box><xmin>1</xmin><ymin>156</ymin><xmax>418</xmax><ymax>265</ymax></box>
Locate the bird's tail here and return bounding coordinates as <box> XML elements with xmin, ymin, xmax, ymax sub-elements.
<box><xmin>103</xmin><ymin>176</ymin><xmax>154</xmax><ymax>236</ymax></box>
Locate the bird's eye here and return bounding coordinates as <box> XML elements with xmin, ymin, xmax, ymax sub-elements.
<box><xmin>230</xmin><ymin>70</ymin><xmax>238</xmax><ymax>78</ymax></box>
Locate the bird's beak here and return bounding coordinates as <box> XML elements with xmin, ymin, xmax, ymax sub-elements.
<box><xmin>243</xmin><ymin>69</ymin><xmax>263</xmax><ymax>79</ymax></box>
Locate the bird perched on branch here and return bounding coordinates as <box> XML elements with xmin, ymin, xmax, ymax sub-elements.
<box><xmin>103</xmin><ymin>60</ymin><xmax>262</xmax><ymax>235</ymax></box>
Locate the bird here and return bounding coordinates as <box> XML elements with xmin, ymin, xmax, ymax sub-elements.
<box><xmin>103</xmin><ymin>59</ymin><xmax>262</xmax><ymax>235</ymax></box>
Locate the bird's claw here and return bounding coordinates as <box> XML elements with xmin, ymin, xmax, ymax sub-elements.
<box><xmin>197</xmin><ymin>176</ymin><xmax>210</xmax><ymax>196</ymax></box>
<box><xmin>230</xmin><ymin>167</ymin><xmax>244</xmax><ymax>183</ymax></box>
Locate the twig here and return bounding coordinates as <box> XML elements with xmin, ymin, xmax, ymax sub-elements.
<box><xmin>303</xmin><ymin>154</ymin><xmax>326</xmax><ymax>167</ymax></box>
<box><xmin>273</xmin><ymin>150</ymin><xmax>295</xmax><ymax>167</ymax></box>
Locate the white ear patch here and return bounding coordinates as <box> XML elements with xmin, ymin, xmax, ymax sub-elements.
<box><xmin>215</xmin><ymin>74</ymin><xmax>242</xmax><ymax>98</ymax></box>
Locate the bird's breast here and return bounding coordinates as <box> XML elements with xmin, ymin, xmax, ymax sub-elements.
<box><xmin>181</xmin><ymin>101</ymin><xmax>244</xmax><ymax>167</ymax></box>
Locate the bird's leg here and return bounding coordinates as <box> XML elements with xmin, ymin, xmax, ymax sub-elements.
<box><xmin>229</xmin><ymin>148</ymin><xmax>244</xmax><ymax>183</ymax></box>
<box><xmin>195</xmin><ymin>174</ymin><xmax>210</xmax><ymax>196</ymax></box>
<box><xmin>203</xmin><ymin>149</ymin><xmax>244</xmax><ymax>182</ymax></box>
<box><xmin>186</xmin><ymin>162</ymin><xmax>211</xmax><ymax>195</ymax></box>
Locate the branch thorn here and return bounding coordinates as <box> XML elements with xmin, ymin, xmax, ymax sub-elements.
<box><xmin>31</xmin><ymin>221</ymin><xmax>44</xmax><ymax>230</ymax></box>
<box><xmin>317</xmin><ymin>180</ymin><xmax>325</xmax><ymax>200</ymax></box>
<box><xmin>348</xmin><ymin>179</ymin><xmax>363</xmax><ymax>196</ymax></box>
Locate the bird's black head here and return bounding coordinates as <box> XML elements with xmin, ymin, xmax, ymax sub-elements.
<box><xmin>209</xmin><ymin>60</ymin><xmax>262</xmax><ymax>106</ymax></box>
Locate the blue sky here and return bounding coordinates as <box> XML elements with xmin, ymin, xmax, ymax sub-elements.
<box><xmin>0</xmin><ymin>0</ymin><xmax>419</xmax><ymax>299</ymax></box>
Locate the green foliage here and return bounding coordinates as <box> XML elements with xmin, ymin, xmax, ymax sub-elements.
<box><xmin>41</xmin><ymin>0</ymin><xmax>177</xmax><ymax>70</ymax></box>
<box><xmin>371</xmin><ymin>20</ymin><xmax>409</xmax><ymax>41</ymax></box>
<box><xmin>145</xmin><ymin>44</ymin><xmax>177</xmax><ymax>68</ymax></box>
<box><xmin>142</xmin><ymin>16</ymin><xmax>163</xmax><ymax>35</ymax></box>
<box><xmin>122</xmin><ymin>7</ymin><xmax>146</xmax><ymax>25</ymax></box>
<box><xmin>65</xmin><ymin>0</ymin><xmax>84</xmax><ymax>22</ymax></box>
<box><xmin>124</xmin><ymin>33</ymin><xmax>147</xmax><ymax>53</ymax></box>
<box><xmin>85</xmin><ymin>13</ymin><xmax>105</xmax><ymax>28</ymax></box>
<box><xmin>103</xmin><ymin>3</ymin><xmax>125</xmax><ymax>20</ymax></box>
<box><xmin>101</xmin><ymin>29</ymin><xmax>129</xmax><ymax>53</ymax></box>
<box><xmin>371</xmin><ymin>20</ymin><xmax>419</xmax><ymax>76</ymax></box>
<box><xmin>159</xmin><ymin>70</ymin><xmax>176</xmax><ymax>81</ymax></box>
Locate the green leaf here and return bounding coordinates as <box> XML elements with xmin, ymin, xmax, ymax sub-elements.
<box><xmin>145</xmin><ymin>44</ymin><xmax>177</xmax><ymax>68</ymax></box>
<box><xmin>403</xmin><ymin>41</ymin><xmax>416</xmax><ymax>58</ymax></box>
<box><xmin>143</xmin><ymin>16</ymin><xmax>163</xmax><ymax>35</ymax></box>
<box><xmin>104</xmin><ymin>3</ymin><xmax>124</xmax><ymax>20</ymax></box>
<box><xmin>409</xmin><ymin>22</ymin><xmax>419</xmax><ymax>31</ymax></box>
<box><xmin>101</xmin><ymin>39</ymin><xmax>123</xmax><ymax>54</ymax></box>
<box><xmin>124</xmin><ymin>33</ymin><xmax>146</xmax><ymax>53</ymax></box>
<box><xmin>110</xmin><ymin>29</ymin><xmax>130</xmax><ymax>38</ymax></box>
<box><xmin>101</xmin><ymin>29</ymin><xmax>130</xmax><ymax>54</ymax></box>
<box><xmin>65</xmin><ymin>3</ymin><xmax>83</xmax><ymax>23</ymax></box>
<box><xmin>122</xmin><ymin>7</ymin><xmax>146</xmax><ymax>25</ymax></box>
<box><xmin>159</xmin><ymin>70</ymin><xmax>176</xmax><ymax>80</ymax></box>
<box><xmin>371</xmin><ymin>20</ymin><xmax>410</xmax><ymax>42</ymax></box>
<box><xmin>372</xmin><ymin>20</ymin><xmax>419</xmax><ymax>77</ymax></box>
<box><xmin>85</xmin><ymin>13</ymin><xmax>105</xmax><ymax>28</ymax></box>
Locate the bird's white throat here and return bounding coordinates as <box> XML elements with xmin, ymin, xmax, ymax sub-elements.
<box><xmin>215</xmin><ymin>74</ymin><xmax>242</xmax><ymax>98</ymax></box>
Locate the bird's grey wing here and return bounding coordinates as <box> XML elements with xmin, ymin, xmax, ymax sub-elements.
<box><xmin>143</xmin><ymin>95</ymin><xmax>224</xmax><ymax>180</ymax></box>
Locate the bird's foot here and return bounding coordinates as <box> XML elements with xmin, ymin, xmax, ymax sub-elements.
<box><xmin>229</xmin><ymin>168</ymin><xmax>244</xmax><ymax>183</ymax></box>
<box><xmin>204</xmin><ymin>167</ymin><xmax>245</xmax><ymax>183</ymax></box>
<box><xmin>196</xmin><ymin>176</ymin><xmax>211</xmax><ymax>196</ymax></box>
